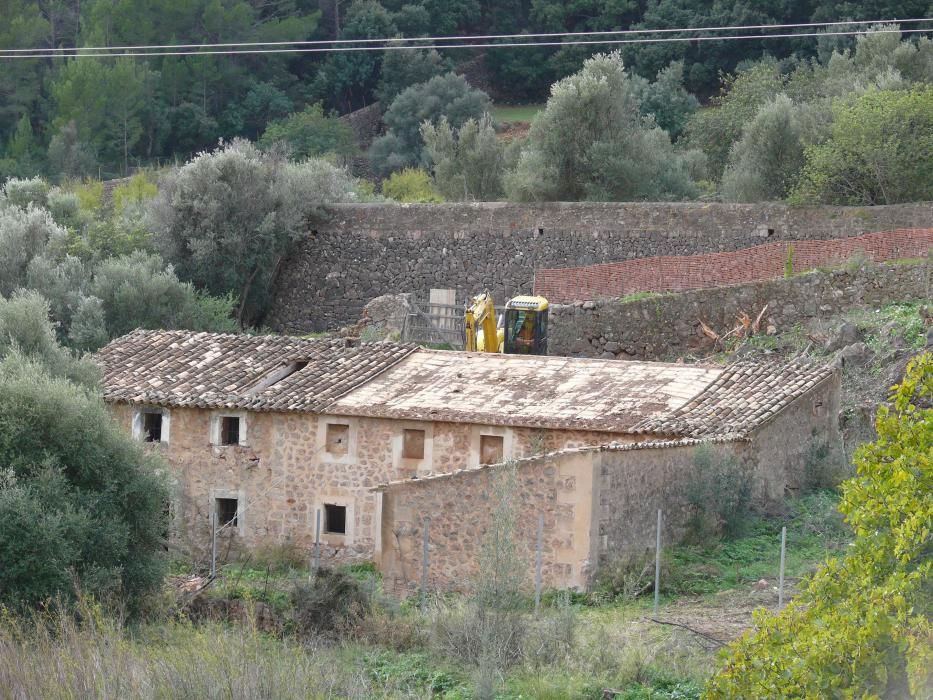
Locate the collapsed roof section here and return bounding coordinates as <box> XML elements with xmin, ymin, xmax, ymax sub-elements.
<box><xmin>97</xmin><ymin>330</ymin><xmax>835</xmax><ymax>437</ymax></box>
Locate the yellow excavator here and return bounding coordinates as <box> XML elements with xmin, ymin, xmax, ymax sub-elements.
<box><xmin>463</xmin><ymin>291</ymin><xmax>549</xmax><ymax>355</ymax></box>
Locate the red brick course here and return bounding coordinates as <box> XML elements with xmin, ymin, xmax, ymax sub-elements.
<box><xmin>534</xmin><ymin>228</ymin><xmax>933</xmax><ymax>303</ymax></box>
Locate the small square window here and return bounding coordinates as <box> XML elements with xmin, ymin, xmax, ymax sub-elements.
<box><xmin>143</xmin><ymin>411</ymin><xmax>163</xmax><ymax>442</ymax></box>
<box><xmin>402</xmin><ymin>429</ymin><xmax>425</xmax><ymax>460</ymax></box>
<box><xmin>324</xmin><ymin>503</ymin><xmax>346</xmax><ymax>534</ymax></box>
<box><xmin>220</xmin><ymin>416</ymin><xmax>240</xmax><ymax>445</ymax></box>
<box><xmin>480</xmin><ymin>434</ymin><xmax>504</xmax><ymax>465</ymax></box>
<box><xmin>326</xmin><ymin>423</ymin><xmax>349</xmax><ymax>455</ymax></box>
<box><xmin>216</xmin><ymin>497</ymin><xmax>238</xmax><ymax>527</ymax></box>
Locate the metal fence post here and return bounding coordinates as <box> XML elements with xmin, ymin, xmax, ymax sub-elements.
<box><xmin>654</xmin><ymin>509</ymin><xmax>662</xmax><ymax>616</ymax></box>
<box><xmin>420</xmin><ymin>517</ymin><xmax>431</xmax><ymax>600</ymax></box>
<box><xmin>778</xmin><ymin>526</ymin><xmax>787</xmax><ymax>608</ymax></box>
<box><xmin>210</xmin><ymin>511</ymin><xmax>217</xmax><ymax>579</ymax></box>
<box><xmin>312</xmin><ymin>508</ymin><xmax>322</xmax><ymax>576</ymax></box>
<box><xmin>535</xmin><ymin>512</ymin><xmax>544</xmax><ymax>612</ymax></box>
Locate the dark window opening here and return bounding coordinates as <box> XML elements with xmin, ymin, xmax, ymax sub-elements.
<box><xmin>216</xmin><ymin>497</ymin><xmax>238</xmax><ymax>527</ymax></box>
<box><xmin>324</xmin><ymin>503</ymin><xmax>347</xmax><ymax>534</ymax></box>
<box><xmin>402</xmin><ymin>429</ymin><xmax>426</xmax><ymax>459</ymax></box>
<box><xmin>220</xmin><ymin>416</ymin><xmax>240</xmax><ymax>445</ymax></box>
<box><xmin>326</xmin><ymin>423</ymin><xmax>350</xmax><ymax>455</ymax></box>
<box><xmin>537</xmin><ymin>227</ymin><xmax>544</xmax><ymax>235</ymax></box>
<box><xmin>143</xmin><ymin>411</ymin><xmax>162</xmax><ymax>442</ymax></box>
<box><xmin>767</xmin><ymin>228</ymin><xmax>775</xmax><ymax>236</ymax></box>
<box><xmin>480</xmin><ymin>434</ymin><xmax>504</xmax><ymax>465</ymax></box>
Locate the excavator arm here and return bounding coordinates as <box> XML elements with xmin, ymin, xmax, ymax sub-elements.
<box><xmin>464</xmin><ymin>291</ymin><xmax>501</xmax><ymax>352</ymax></box>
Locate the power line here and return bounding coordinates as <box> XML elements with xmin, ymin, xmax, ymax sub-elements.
<box><xmin>1</xmin><ymin>26</ymin><xmax>931</xmax><ymax>59</ymax></box>
<box><xmin>0</xmin><ymin>18</ymin><xmax>933</xmax><ymax>58</ymax></box>
<box><xmin>1</xmin><ymin>17</ymin><xmax>930</xmax><ymax>54</ymax></box>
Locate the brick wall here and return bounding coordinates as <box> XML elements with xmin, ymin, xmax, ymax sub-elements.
<box><xmin>535</xmin><ymin>228</ymin><xmax>933</xmax><ymax>302</ymax></box>
<box><xmin>267</xmin><ymin>201</ymin><xmax>931</xmax><ymax>332</ymax></box>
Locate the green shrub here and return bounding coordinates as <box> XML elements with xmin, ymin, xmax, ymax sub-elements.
<box><xmin>707</xmin><ymin>353</ymin><xmax>933</xmax><ymax>697</ymax></box>
<box><xmin>380</xmin><ymin>168</ymin><xmax>443</xmax><ymax>203</ymax></box>
<box><xmin>0</xmin><ymin>351</ymin><xmax>169</xmax><ymax>612</ymax></box>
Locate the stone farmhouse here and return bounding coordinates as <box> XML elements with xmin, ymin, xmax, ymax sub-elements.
<box><xmin>98</xmin><ymin>330</ymin><xmax>840</xmax><ymax>592</ymax></box>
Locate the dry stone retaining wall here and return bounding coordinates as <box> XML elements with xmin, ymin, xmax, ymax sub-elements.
<box><xmin>548</xmin><ymin>261</ymin><xmax>930</xmax><ymax>361</ymax></box>
<box><xmin>268</xmin><ymin>201</ymin><xmax>931</xmax><ymax>332</ymax></box>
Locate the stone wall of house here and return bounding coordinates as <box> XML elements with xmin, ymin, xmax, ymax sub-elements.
<box><xmin>548</xmin><ymin>261</ymin><xmax>930</xmax><ymax>361</ymax></box>
<box><xmin>750</xmin><ymin>374</ymin><xmax>844</xmax><ymax>501</ymax></box>
<box><xmin>377</xmin><ymin>450</ymin><xmax>599</xmax><ymax>596</ymax></box>
<box><xmin>108</xmin><ymin>402</ymin><xmax>630</xmax><ymax>563</ymax></box>
<box><xmin>267</xmin><ymin>201</ymin><xmax>931</xmax><ymax>332</ymax></box>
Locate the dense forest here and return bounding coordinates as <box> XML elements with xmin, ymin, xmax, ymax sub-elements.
<box><xmin>2</xmin><ymin>0</ymin><xmax>931</xmax><ymax>182</ymax></box>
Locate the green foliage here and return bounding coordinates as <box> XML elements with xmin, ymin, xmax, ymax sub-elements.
<box><xmin>369</xmin><ymin>73</ymin><xmax>492</xmax><ymax>177</ymax></box>
<box><xmin>149</xmin><ymin>139</ymin><xmax>369</xmax><ymax>326</ymax></box>
<box><xmin>630</xmin><ymin>61</ymin><xmax>699</xmax><ymax>139</ymax></box>
<box><xmin>422</xmin><ymin>115</ymin><xmax>510</xmax><ymax>201</ymax></box>
<box><xmin>685</xmin><ymin>62</ymin><xmax>786</xmax><ymax>181</ymax></box>
<box><xmin>90</xmin><ymin>252</ymin><xmax>238</xmax><ymax>342</ymax></box>
<box><xmin>683</xmin><ymin>446</ymin><xmax>751</xmax><ymax>543</ymax></box>
<box><xmin>791</xmin><ymin>86</ymin><xmax>933</xmax><ymax>205</ymax></box>
<box><xmin>506</xmin><ymin>52</ymin><xmax>700</xmax><ymax>202</ymax></box>
<box><xmin>375</xmin><ymin>48</ymin><xmax>449</xmax><ymax>107</ymax></box>
<box><xmin>663</xmin><ymin>494</ymin><xmax>849</xmax><ymax>597</ymax></box>
<box><xmin>721</xmin><ymin>95</ymin><xmax>806</xmax><ymax>202</ymax></box>
<box><xmin>111</xmin><ymin>172</ymin><xmax>158</xmax><ymax>213</ymax></box>
<box><xmin>380</xmin><ymin>168</ymin><xmax>443</xmax><ymax>203</ymax></box>
<box><xmin>0</xmin><ymin>202</ymin><xmax>67</xmax><ymax>298</ymax></box>
<box><xmin>46</xmin><ymin>121</ymin><xmax>98</xmax><ymax>181</ymax></box>
<box><xmin>258</xmin><ymin>104</ymin><xmax>357</xmax><ymax>162</ymax></box>
<box><xmin>0</xmin><ymin>292</ymin><xmax>97</xmax><ymax>386</ymax></box>
<box><xmin>784</xmin><ymin>243</ymin><xmax>795</xmax><ymax>279</ymax></box>
<box><xmin>707</xmin><ymin>353</ymin><xmax>933</xmax><ymax>698</ymax></box>
<box><xmin>0</xmin><ymin>350</ymin><xmax>169</xmax><ymax>612</ymax></box>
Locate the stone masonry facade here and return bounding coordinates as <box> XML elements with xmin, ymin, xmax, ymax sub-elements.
<box><xmin>268</xmin><ymin>201</ymin><xmax>931</xmax><ymax>332</ymax></box>
<box><xmin>108</xmin><ymin>400</ymin><xmax>629</xmax><ymax>565</ymax></box>
<box><xmin>379</xmin><ymin>374</ymin><xmax>841</xmax><ymax>594</ymax></box>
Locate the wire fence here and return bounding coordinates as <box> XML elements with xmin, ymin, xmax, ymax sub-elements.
<box><xmin>401</xmin><ymin>299</ymin><xmax>466</xmax><ymax>349</ymax></box>
<box><xmin>533</xmin><ymin>228</ymin><xmax>933</xmax><ymax>303</ymax></box>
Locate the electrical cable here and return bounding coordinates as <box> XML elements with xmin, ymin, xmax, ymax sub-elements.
<box><xmin>0</xmin><ymin>16</ymin><xmax>930</xmax><ymax>54</ymax></box>
<box><xmin>0</xmin><ymin>20</ymin><xmax>930</xmax><ymax>59</ymax></box>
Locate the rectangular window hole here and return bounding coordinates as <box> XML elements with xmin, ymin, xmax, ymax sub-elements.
<box><xmin>324</xmin><ymin>503</ymin><xmax>346</xmax><ymax>534</ymax></box>
<box><xmin>216</xmin><ymin>498</ymin><xmax>238</xmax><ymax>527</ymax></box>
<box><xmin>326</xmin><ymin>423</ymin><xmax>350</xmax><ymax>455</ymax></box>
<box><xmin>143</xmin><ymin>411</ymin><xmax>162</xmax><ymax>442</ymax></box>
<box><xmin>402</xmin><ymin>429</ymin><xmax>425</xmax><ymax>460</ymax></box>
<box><xmin>480</xmin><ymin>434</ymin><xmax>504</xmax><ymax>465</ymax></box>
<box><xmin>220</xmin><ymin>416</ymin><xmax>240</xmax><ymax>445</ymax></box>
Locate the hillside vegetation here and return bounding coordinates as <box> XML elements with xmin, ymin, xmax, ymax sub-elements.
<box><xmin>0</xmin><ymin>2</ymin><xmax>930</xmax><ymax>204</ymax></box>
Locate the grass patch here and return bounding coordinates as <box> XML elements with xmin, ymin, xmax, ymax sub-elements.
<box><xmin>492</xmin><ymin>104</ymin><xmax>545</xmax><ymax>122</ymax></box>
<box><xmin>661</xmin><ymin>493</ymin><xmax>848</xmax><ymax>597</ymax></box>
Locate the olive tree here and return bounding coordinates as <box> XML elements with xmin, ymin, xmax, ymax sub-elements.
<box><xmin>421</xmin><ymin>115</ymin><xmax>511</xmax><ymax>201</ymax></box>
<box><xmin>148</xmin><ymin>139</ymin><xmax>371</xmax><ymax>326</ymax></box>
<box><xmin>721</xmin><ymin>95</ymin><xmax>806</xmax><ymax>202</ymax></box>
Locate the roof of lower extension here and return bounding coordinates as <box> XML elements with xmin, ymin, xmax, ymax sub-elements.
<box><xmin>96</xmin><ymin>330</ymin><xmax>417</xmax><ymax>412</ymax></box>
<box><xmin>373</xmin><ymin>434</ymin><xmax>751</xmax><ymax>491</ymax></box>
<box><xmin>97</xmin><ymin>330</ymin><xmax>835</xmax><ymax>435</ymax></box>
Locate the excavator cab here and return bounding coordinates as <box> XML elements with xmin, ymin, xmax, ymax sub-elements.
<box><xmin>503</xmin><ymin>296</ymin><xmax>549</xmax><ymax>355</ymax></box>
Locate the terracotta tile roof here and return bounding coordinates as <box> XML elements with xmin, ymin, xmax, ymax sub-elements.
<box><xmin>96</xmin><ymin>330</ymin><xmax>417</xmax><ymax>412</ymax></box>
<box><xmin>98</xmin><ymin>331</ymin><xmax>835</xmax><ymax>438</ymax></box>
<box><xmin>329</xmin><ymin>349</ymin><xmax>722</xmax><ymax>432</ymax></box>
<box><xmin>630</xmin><ymin>359</ymin><xmax>837</xmax><ymax>438</ymax></box>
